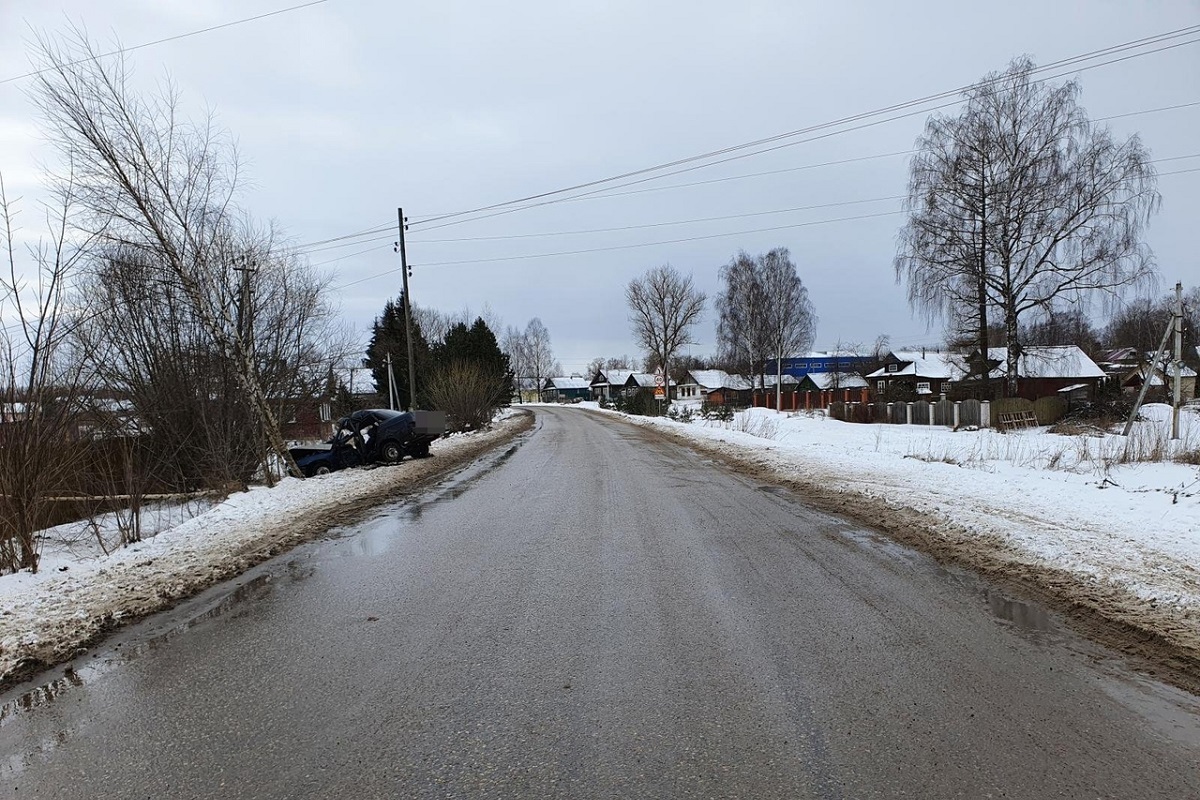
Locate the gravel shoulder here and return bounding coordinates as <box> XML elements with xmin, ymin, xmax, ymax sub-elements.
<box><xmin>0</xmin><ymin>412</ymin><xmax>533</xmax><ymax>692</ymax></box>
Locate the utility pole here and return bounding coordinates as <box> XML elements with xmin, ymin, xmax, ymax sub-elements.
<box><xmin>386</xmin><ymin>352</ymin><xmax>397</xmax><ymax>411</ymax></box>
<box><xmin>1172</xmin><ymin>281</ymin><xmax>1183</xmax><ymax>440</ymax></box>
<box><xmin>233</xmin><ymin>254</ymin><xmax>257</xmax><ymax>357</ymax></box>
<box><xmin>395</xmin><ymin>208</ymin><xmax>417</xmax><ymax>411</ymax></box>
<box><xmin>1123</xmin><ymin>312</ymin><xmax>1175</xmax><ymax>436</ymax></box>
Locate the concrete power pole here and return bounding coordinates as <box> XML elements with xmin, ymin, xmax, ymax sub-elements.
<box><xmin>395</xmin><ymin>208</ymin><xmax>418</xmax><ymax>411</ymax></box>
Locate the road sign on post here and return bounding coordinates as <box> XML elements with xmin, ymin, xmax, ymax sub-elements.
<box><xmin>654</xmin><ymin>367</ymin><xmax>665</xmax><ymax>400</ymax></box>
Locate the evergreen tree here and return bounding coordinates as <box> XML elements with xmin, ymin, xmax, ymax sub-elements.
<box><xmin>431</xmin><ymin>317</ymin><xmax>513</xmax><ymax>407</ymax></box>
<box><xmin>363</xmin><ymin>292</ymin><xmax>430</xmax><ymax>409</ymax></box>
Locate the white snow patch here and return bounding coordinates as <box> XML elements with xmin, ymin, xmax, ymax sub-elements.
<box><xmin>0</xmin><ymin>413</ymin><xmax>528</xmax><ymax>683</ymax></box>
<box><xmin>596</xmin><ymin>403</ymin><xmax>1200</xmax><ymax>613</ymax></box>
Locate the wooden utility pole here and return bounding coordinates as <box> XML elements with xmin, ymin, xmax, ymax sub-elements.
<box><xmin>1172</xmin><ymin>281</ymin><xmax>1183</xmax><ymax>440</ymax></box>
<box><xmin>1123</xmin><ymin>310</ymin><xmax>1175</xmax><ymax>437</ymax></box>
<box><xmin>396</xmin><ymin>208</ymin><xmax>417</xmax><ymax>410</ymax></box>
<box><xmin>233</xmin><ymin>254</ymin><xmax>257</xmax><ymax>356</ymax></box>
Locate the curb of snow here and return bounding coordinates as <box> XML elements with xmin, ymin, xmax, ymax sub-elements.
<box><xmin>0</xmin><ymin>411</ymin><xmax>533</xmax><ymax>691</ymax></box>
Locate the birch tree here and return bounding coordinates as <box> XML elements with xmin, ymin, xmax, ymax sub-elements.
<box><xmin>758</xmin><ymin>248</ymin><xmax>816</xmax><ymax>410</ymax></box>
<box><xmin>30</xmin><ymin>27</ymin><xmax>304</xmax><ymax>479</ymax></box>
<box><xmin>716</xmin><ymin>251</ymin><xmax>770</xmax><ymax>390</ymax></box>
<box><xmin>896</xmin><ymin>57</ymin><xmax>1159</xmax><ymax>396</ymax></box>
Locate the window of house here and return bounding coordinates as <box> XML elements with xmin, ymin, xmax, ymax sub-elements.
<box><xmin>877</xmin><ymin>380</ymin><xmax>885</xmax><ymax>390</ymax></box>
<box><xmin>917</xmin><ymin>381</ymin><xmax>931</xmax><ymax>392</ymax></box>
<box><xmin>887</xmin><ymin>364</ymin><xmax>898</xmax><ymax>372</ymax></box>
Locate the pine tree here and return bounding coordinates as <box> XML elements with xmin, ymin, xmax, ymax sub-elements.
<box><xmin>363</xmin><ymin>293</ymin><xmax>430</xmax><ymax>409</ymax></box>
<box><xmin>431</xmin><ymin>317</ymin><xmax>513</xmax><ymax>407</ymax></box>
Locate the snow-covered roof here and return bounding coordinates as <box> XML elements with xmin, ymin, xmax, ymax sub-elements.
<box><xmin>762</xmin><ymin>374</ymin><xmax>799</xmax><ymax>388</ymax></box>
<box><xmin>1123</xmin><ymin>363</ymin><xmax>1198</xmax><ymax>386</ymax></box>
<box><xmin>865</xmin><ymin>351</ymin><xmax>958</xmax><ymax>380</ymax></box>
<box><xmin>980</xmin><ymin>346</ymin><xmax>1105</xmax><ymax>380</ymax></box>
<box><xmin>686</xmin><ymin>369</ymin><xmax>752</xmax><ymax>391</ymax></box>
<box><xmin>803</xmin><ymin>371</ymin><xmax>870</xmax><ymax>390</ymax></box>
<box><xmin>544</xmin><ymin>376</ymin><xmax>591</xmax><ymax>390</ymax></box>
<box><xmin>592</xmin><ymin>368</ymin><xmax>635</xmax><ymax>386</ymax></box>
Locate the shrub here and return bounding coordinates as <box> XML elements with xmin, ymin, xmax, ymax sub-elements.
<box><xmin>424</xmin><ymin>360</ymin><xmax>509</xmax><ymax>432</ymax></box>
<box><xmin>667</xmin><ymin>404</ymin><xmax>695</xmax><ymax>423</ymax></box>
<box><xmin>700</xmin><ymin>401</ymin><xmax>734</xmax><ymax>422</ymax></box>
<box><xmin>618</xmin><ymin>388</ymin><xmax>664</xmax><ymax>417</ymax></box>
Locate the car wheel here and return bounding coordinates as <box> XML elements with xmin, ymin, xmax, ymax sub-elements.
<box><xmin>381</xmin><ymin>440</ymin><xmax>403</xmax><ymax>463</ymax></box>
<box><xmin>313</xmin><ymin>465</ymin><xmax>332</xmax><ymax>475</ymax></box>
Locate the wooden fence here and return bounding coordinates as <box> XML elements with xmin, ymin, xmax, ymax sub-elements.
<box><xmin>829</xmin><ymin>398</ymin><xmax>992</xmax><ymax>428</ymax></box>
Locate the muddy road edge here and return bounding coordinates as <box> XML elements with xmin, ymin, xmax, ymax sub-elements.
<box><xmin>618</xmin><ymin>412</ymin><xmax>1200</xmax><ymax>696</ymax></box>
<box><xmin>0</xmin><ymin>412</ymin><xmax>534</xmax><ymax>693</ymax></box>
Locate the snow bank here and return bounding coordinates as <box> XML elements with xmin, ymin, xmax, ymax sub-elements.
<box><xmin>601</xmin><ymin>403</ymin><xmax>1200</xmax><ymax>656</ymax></box>
<box><xmin>0</xmin><ymin>412</ymin><xmax>531</xmax><ymax>687</ymax></box>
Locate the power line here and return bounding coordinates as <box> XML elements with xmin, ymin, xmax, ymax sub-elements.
<box><xmin>300</xmin><ymin>147</ymin><xmax>1200</xmax><ymax>259</ymax></box>
<box><xmin>405</xmin><ymin>25</ymin><xmax>1200</xmax><ymax>231</ymax></box>
<box><xmin>409</xmin><ymin>197</ymin><xmax>908</xmax><ymax>244</ymax></box>
<box><xmin>294</xmin><ymin>128</ymin><xmax>1200</xmax><ymax>258</ymax></box>
<box><xmin>326</xmin><ymin>164</ymin><xmax>1200</xmax><ymax>289</ymax></box>
<box><xmin>334</xmin><ymin>209</ymin><xmax>906</xmax><ymax>290</ymax></box>
<box><xmin>0</xmin><ymin>0</ymin><xmax>335</xmax><ymax>86</ymax></box>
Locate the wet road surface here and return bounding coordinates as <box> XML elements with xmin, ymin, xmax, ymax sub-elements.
<box><xmin>2</xmin><ymin>407</ymin><xmax>1199</xmax><ymax>798</ymax></box>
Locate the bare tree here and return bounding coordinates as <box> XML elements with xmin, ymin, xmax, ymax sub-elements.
<box><xmin>73</xmin><ymin>228</ymin><xmax>351</xmax><ymax>489</ymax></box>
<box><xmin>523</xmin><ymin>318</ymin><xmax>555</xmax><ymax>391</ymax></box>
<box><xmin>500</xmin><ymin>325</ymin><xmax>530</xmax><ymax>400</ymax></box>
<box><xmin>897</xmin><ymin>57</ymin><xmax>1159</xmax><ymax>396</ymax></box>
<box><xmin>626</xmin><ymin>264</ymin><xmax>705</xmax><ymax>402</ymax></box>
<box><xmin>716</xmin><ymin>251</ymin><xmax>770</xmax><ymax>391</ymax></box>
<box><xmin>0</xmin><ymin>172</ymin><xmax>99</xmax><ymax>573</ymax></box>
<box><xmin>29</xmin><ymin>28</ymin><xmax>303</xmax><ymax>479</ymax></box>
<box><xmin>424</xmin><ymin>360</ymin><xmax>509</xmax><ymax>432</ymax></box>
<box><xmin>717</xmin><ymin>248</ymin><xmax>815</xmax><ymax>409</ymax></box>
<box><xmin>604</xmin><ymin>355</ymin><xmax>636</xmax><ymax>370</ymax></box>
<box><xmin>758</xmin><ymin>248</ymin><xmax>816</xmax><ymax>410</ymax></box>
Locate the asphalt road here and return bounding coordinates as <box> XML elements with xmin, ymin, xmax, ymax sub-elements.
<box><xmin>2</xmin><ymin>407</ymin><xmax>1199</xmax><ymax>799</ymax></box>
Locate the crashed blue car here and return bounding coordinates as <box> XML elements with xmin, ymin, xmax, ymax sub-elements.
<box><xmin>288</xmin><ymin>409</ymin><xmax>447</xmax><ymax>477</ymax></box>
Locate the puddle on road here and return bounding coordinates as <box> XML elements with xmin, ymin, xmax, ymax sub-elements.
<box><xmin>838</xmin><ymin>527</ymin><xmax>1058</xmax><ymax>638</ymax></box>
<box><xmin>833</xmin><ymin>525</ymin><xmax>1200</xmax><ymax>748</ymax></box>
<box><xmin>0</xmin><ymin>435</ymin><xmax>530</xmax><ymax>729</ymax></box>
<box><xmin>325</xmin><ymin>440</ymin><xmax>524</xmax><ymax>556</ymax></box>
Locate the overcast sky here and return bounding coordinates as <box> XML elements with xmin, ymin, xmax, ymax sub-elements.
<box><xmin>1</xmin><ymin>0</ymin><xmax>1198</xmax><ymax>374</ymax></box>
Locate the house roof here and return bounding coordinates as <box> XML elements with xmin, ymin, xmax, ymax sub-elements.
<box><xmin>1122</xmin><ymin>363</ymin><xmax>1198</xmax><ymax>386</ymax></box>
<box><xmin>977</xmin><ymin>346</ymin><xmax>1105</xmax><ymax>380</ymax></box>
<box><xmin>1101</xmin><ymin>347</ymin><xmax>1140</xmax><ymax>364</ymax></box>
<box><xmin>544</xmin><ymin>376</ymin><xmax>591</xmax><ymax>390</ymax></box>
<box><xmin>591</xmin><ymin>368</ymin><xmax>635</xmax><ymax>386</ymax></box>
<box><xmin>865</xmin><ymin>351</ymin><xmax>957</xmax><ymax>380</ymax></box>
<box><xmin>762</xmin><ymin>374</ymin><xmax>800</xmax><ymax>388</ymax></box>
<box><xmin>686</xmin><ymin>369</ymin><xmax>752</xmax><ymax>391</ymax></box>
<box><xmin>802</xmin><ymin>371</ymin><xmax>870</xmax><ymax>390</ymax></box>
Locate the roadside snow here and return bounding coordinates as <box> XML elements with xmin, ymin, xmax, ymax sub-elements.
<box><xmin>0</xmin><ymin>411</ymin><xmax>529</xmax><ymax>685</ymax></box>
<box><xmin>595</xmin><ymin>401</ymin><xmax>1200</xmax><ymax>616</ymax></box>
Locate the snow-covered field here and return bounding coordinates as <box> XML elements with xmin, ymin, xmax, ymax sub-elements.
<box><xmin>591</xmin><ymin>400</ymin><xmax>1200</xmax><ymax>662</ymax></box>
<box><xmin>0</xmin><ymin>412</ymin><xmax>530</xmax><ymax>687</ymax></box>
